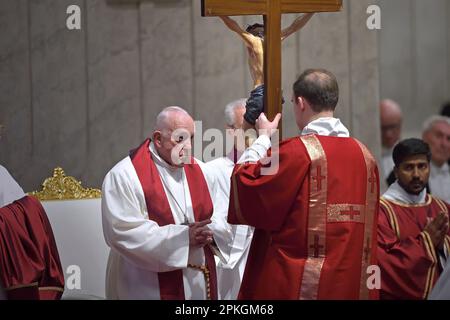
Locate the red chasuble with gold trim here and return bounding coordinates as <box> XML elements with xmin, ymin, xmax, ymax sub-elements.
<box><xmin>0</xmin><ymin>196</ymin><xmax>64</xmax><ymax>300</ymax></box>
<box><xmin>378</xmin><ymin>195</ymin><xmax>450</xmax><ymax>299</ymax></box>
<box><xmin>129</xmin><ymin>139</ymin><xmax>218</xmax><ymax>300</ymax></box>
<box><xmin>228</xmin><ymin>134</ymin><xmax>379</xmax><ymax>300</ymax></box>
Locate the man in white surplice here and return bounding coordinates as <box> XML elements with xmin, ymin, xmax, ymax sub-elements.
<box><xmin>102</xmin><ymin>107</ymin><xmax>233</xmax><ymax>300</ymax></box>
<box><xmin>206</xmin><ymin>99</ymin><xmax>254</xmax><ymax>300</ymax></box>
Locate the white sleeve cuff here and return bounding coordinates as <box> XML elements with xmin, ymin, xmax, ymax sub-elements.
<box><xmin>237</xmin><ymin>135</ymin><xmax>272</xmax><ymax>163</ymax></box>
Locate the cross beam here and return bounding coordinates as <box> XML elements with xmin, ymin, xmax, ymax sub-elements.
<box><xmin>202</xmin><ymin>0</ymin><xmax>342</xmax><ymax>124</ymax></box>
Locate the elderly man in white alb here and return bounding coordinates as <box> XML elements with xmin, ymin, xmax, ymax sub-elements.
<box><xmin>422</xmin><ymin>115</ymin><xmax>450</xmax><ymax>203</ymax></box>
<box><xmin>102</xmin><ymin>107</ymin><xmax>233</xmax><ymax>300</ymax></box>
<box><xmin>207</xmin><ymin>99</ymin><xmax>254</xmax><ymax>300</ymax></box>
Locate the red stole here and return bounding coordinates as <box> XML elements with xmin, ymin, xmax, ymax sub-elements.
<box><xmin>299</xmin><ymin>135</ymin><xmax>379</xmax><ymax>300</ymax></box>
<box><xmin>0</xmin><ymin>196</ymin><xmax>65</xmax><ymax>300</ymax></box>
<box><xmin>129</xmin><ymin>139</ymin><xmax>217</xmax><ymax>300</ymax></box>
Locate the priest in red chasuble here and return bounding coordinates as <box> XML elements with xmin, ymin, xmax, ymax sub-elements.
<box><xmin>0</xmin><ymin>196</ymin><xmax>65</xmax><ymax>300</ymax></box>
<box><xmin>377</xmin><ymin>138</ymin><xmax>450</xmax><ymax>299</ymax></box>
<box><xmin>228</xmin><ymin>69</ymin><xmax>380</xmax><ymax>300</ymax></box>
<box><xmin>0</xmin><ymin>124</ymin><xmax>64</xmax><ymax>300</ymax></box>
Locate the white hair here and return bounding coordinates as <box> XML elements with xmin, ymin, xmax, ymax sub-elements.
<box><xmin>155</xmin><ymin>106</ymin><xmax>190</xmax><ymax>131</ymax></box>
<box><xmin>224</xmin><ymin>99</ymin><xmax>247</xmax><ymax>127</ymax></box>
<box><xmin>422</xmin><ymin>115</ymin><xmax>450</xmax><ymax>134</ymax></box>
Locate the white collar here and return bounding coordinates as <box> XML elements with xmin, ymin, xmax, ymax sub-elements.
<box><xmin>301</xmin><ymin>117</ymin><xmax>350</xmax><ymax>137</ymax></box>
<box><xmin>149</xmin><ymin>141</ymin><xmax>183</xmax><ymax>173</ymax></box>
<box><xmin>383</xmin><ymin>181</ymin><xmax>427</xmax><ymax>204</ymax></box>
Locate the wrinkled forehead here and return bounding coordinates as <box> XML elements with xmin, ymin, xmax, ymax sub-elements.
<box><xmin>381</xmin><ymin>113</ymin><xmax>402</xmax><ymax>127</ymax></box>
<box><xmin>168</xmin><ymin>113</ymin><xmax>194</xmax><ymax>134</ymax></box>
<box><xmin>431</xmin><ymin>121</ymin><xmax>450</xmax><ymax>135</ymax></box>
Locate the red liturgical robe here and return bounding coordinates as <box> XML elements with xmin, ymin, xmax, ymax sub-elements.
<box><xmin>228</xmin><ymin>134</ymin><xmax>379</xmax><ymax>300</ymax></box>
<box><xmin>0</xmin><ymin>196</ymin><xmax>64</xmax><ymax>300</ymax></box>
<box><xmin>378</xmin><ymin>196</ymin><xmax>450</xmax><ymax>299</ymax></box>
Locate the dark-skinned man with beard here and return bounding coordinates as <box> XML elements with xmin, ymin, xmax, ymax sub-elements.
<box><xmin>378</xmin><ymin>138</ymin><xmax>450</xmax><ymax>299</ymax></box>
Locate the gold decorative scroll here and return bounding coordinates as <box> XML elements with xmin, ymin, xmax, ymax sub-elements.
<box><xmin>28</xmin><ymin>167</ymin><xmax>101</xmax><ymax>201</ymax></box>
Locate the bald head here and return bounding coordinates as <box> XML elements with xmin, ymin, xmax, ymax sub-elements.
<box><xmin>155</xmin><ymin>106</ymin><xmax>192</xmax><ymax>132</ymax></box>
<box><xmin>380</xmin><ymin>99</ymin><xmax>402</xmax><ymax>148</ymax></box>
<box><xmin>380</xmin><ymin>99</ymin><xmax>402</xmax><ymax>119</ymax></box>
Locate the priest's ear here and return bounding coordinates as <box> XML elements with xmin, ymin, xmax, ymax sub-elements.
<box><xmin>297</xmin><ymin>96</ymin><xmax>307</xmax><ymax>112</ymax></box>
<box><xmin>152</xmin><ymin>131</ymin><xmax>162</xmax><ymax>147</ymax></box>
<box><xmin>393</xmin><ymin>166</ymin><xmax>399</xmax><ymax>180</ymax></box>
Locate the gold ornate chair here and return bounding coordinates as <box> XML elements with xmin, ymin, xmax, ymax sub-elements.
<box><xmin>29</xmin><ymin>168</ymin><xmax>109</xmax><ymax>299</ymax></box>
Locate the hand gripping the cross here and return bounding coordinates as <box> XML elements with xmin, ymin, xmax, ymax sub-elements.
<box><xmin>255</xmin><ymin>112</ymin><xmax>282</xmax><ymax>138</ymax></box>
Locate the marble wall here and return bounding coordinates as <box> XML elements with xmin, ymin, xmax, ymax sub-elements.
<box><xmin>379</xmin><ymin>0</ymin><xmax>450</xmax><ymax>138</ymax></box>
<box><xmin>0</xmin><ymin>0</ymin><xmax>381</xmax><ymax>191</ymax></box>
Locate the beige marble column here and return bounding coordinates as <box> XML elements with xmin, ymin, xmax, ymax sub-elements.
<box><xmin>348</xmin><ymin>0</ymin><xmax>380</xmax><ymax>158</ymax></box>
<box><xmin>379</xmin><ymin>0</ymin><xmax>450</xmax><ymax>138</ymax></box>
<box><xmin>140</xmin><ymin>0</ymin><xmax>194</xmax><ymax>137</ymax></box>
<box><xmin>379</xmin><ymin>0</ymin><xmax>415</xmax><ymax>138</ymax></box>
<box><xmin>192</xmin><ymin>0</ymin><xmax>247</xmax><ymax>136</ymax></box>
<box><xmin>298</xmin><ymin>8</ymin><xmax>352</xmax><ymax>133</ymax></box>
<box><xmin>414</xmin><ymin>0</ymin><xmax>448</xmax><ymax>130</ymax></box>
<box><xmin>281</xmin><ymin>14</ymin><xmax>303</xmax><ymax>139</ymax></box>
<box><xmin>84</xmin><ymin>0</ymin><xmax>141</xmax><ymax>186</ymax></box>
<box><xmin>0</xmin><ymin>0</ymin><xmax>32</xmax><ymax>188</ymax></box>
<box><xmin>29</xmin><ymin>0</ymin><xmax>88</xmax><ymax>190</ymax></box>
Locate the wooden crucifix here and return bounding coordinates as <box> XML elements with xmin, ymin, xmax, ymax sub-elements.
<box><xmin>202</xmin><ymin>0</ymin><xmax>342</xmax><ymax>132</ymax></box>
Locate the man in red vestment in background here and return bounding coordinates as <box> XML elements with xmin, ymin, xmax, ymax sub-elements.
<box><xmin>0</xmin><ymin>122</ymin><xmax>64</xmax><ymax>300</ymax></box>
<box><xmin>0</xmin><ymin>196</ymin><xmax>65</xmax><ymax>299</ymax></box>
<box><xmin>228</xmin><ymin>69</ymin><xmax>380</xmax><ymax>300</ymax></box>
<box><xmin>378</xmin><ymin>138</ymin><xmax>450</xmax><ymax>299</ymax></box>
